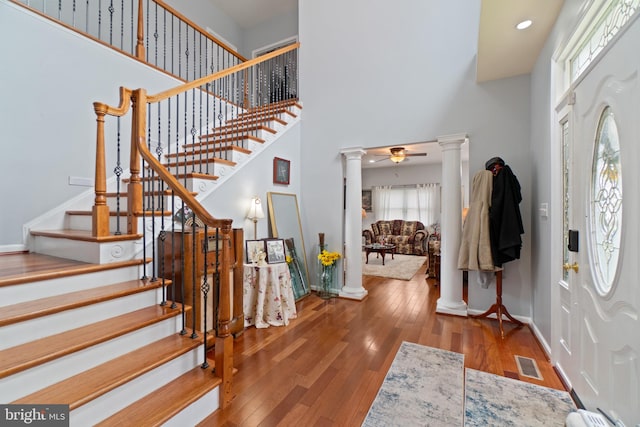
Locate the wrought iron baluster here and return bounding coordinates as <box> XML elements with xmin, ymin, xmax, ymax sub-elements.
<box><xmin>120</xmin><ymin>0</ymin><xmax>123</xmax><ymax>50</ymax></box>
<box><xmin>108</xmin><ymin>0</ymin><xmax>114</xmax><ymax>45</ymax></box>
<box><xmin>201</xmin><ymin>223</ymin><xmax>210</xmax><ymax>368</ymax></box>
<box><xmin>190</xmin><ymin>223</ymin><xmax>198</xmax><ymax>339</ymax></box>
<box><xmin>72</xmin><ymin>0</ymin><xmax>77</xmax><ymax>27</ymax></box>
<box><xmin>114</xmin><ymin>117</ymin><xmax>122</xmax><ymax>235</ymax></box>
<box><xmin>97</xmin><ymin>0</ymin><xmax>102</xmax><ymax>41</ymax></box>
<box><xmin>153</xmin><ymin>1</ymin><xmax>158</xmax><ymax>67</ymax></box>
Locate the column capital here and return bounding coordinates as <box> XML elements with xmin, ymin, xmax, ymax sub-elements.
<box><xmin>340</xmin><ymin>147</ymin><xmax>367</xmax><ymax>159</ymax></box>
<box><xmin>437</xmin><ymin>133</ymin><xmax>468</xmax><ymax>149</ymax></box>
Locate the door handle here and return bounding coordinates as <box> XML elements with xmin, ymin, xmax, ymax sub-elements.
<box><xmin>563</xmin><ymin>262</ymin><xmax>579</xmax><ymax>273</ymax></box>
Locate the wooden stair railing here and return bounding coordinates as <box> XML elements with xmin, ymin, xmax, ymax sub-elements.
<box><xmin>92</xmin><ymin>42</ymin><xmax>299</xmax><ymax>408</ymax></box>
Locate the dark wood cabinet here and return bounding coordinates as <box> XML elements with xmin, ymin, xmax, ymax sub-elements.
<box><xmin>162</xmin><ymin>227</ymin><xmax>244</xmax><ymax>337</ymax></box>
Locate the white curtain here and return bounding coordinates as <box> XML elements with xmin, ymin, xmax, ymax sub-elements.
<box><xmin>416</xmin><ymin>183</ymin><xmax>440</xmax><ymax>226</ymax></box>
<box><xmin>372</xmin><ymin>185</ymin><xmax>392</xmax><ymax>220</ymax></box>
<box><xmin>372</xmin><ymin>184</ymin><xmax>440</xmax><ymax>226</ymax></box>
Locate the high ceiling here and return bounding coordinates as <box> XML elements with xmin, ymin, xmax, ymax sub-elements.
<box><xmin>208</xmin><ymin>0</ymin><xmax>563</xmax><ymax>168</ymax></box>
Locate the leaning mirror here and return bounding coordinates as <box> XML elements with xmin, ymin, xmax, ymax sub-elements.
<box><xmin>267</xmin><ymin>192</ymin><xmax>310</xmax><ymax>300</ymax></box>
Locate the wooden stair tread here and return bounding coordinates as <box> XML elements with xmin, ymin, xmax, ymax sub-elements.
<box><xmin>0</xmin><ymin>303</ymin><xmax>186</xmax><ymax>379</ymax></box>
<box><xmin>0</xmin><ymin>278</ymin><xmax>168</xmax><ymax>327</ymax></box>
<box><xmin>65</xmin><ymin>210</ymin><xmax>172</xmax><ymax>217</ymax></box>
<box><xmin>201</xmin><ymin>124</ymin><xmax>277</xmax><ymax>139</ymax></box>
<box><xmin>164</xmin><ymin>145</ymin><xmax>252</xmax><ymax>159</ymax></box>
<box><xmin>105</xmin><ymin>190</ymin><xmax>197</xmax><ymax>197</ymax></box>
<box><xmin>224</xmin><ymin>115</ymin><xmax>287</xmax><ymax>127</ymax></box>
<box><xmin>192</xmin><ymin>134</ymin><xmax>265</xmax><ymax>147</ymax></box>
<box><xmin>236</xmin><ymin>108</ymin><xmax>297</xmax><ymax>121</ymax></box>
<box><xmin>159</xmin><ymin>157</ymin><xmax>236</xmax><ymax>169</ymax></box>
<box><xmin>30</xmin><ymin>229</ymin><xmax>142</xmax><ymax>242</ymax></box>
<box><xmin>96</xmin><ymin>365</ymin><xmax>221</xmax><ymax>427</ymax></box>
<box><xmin>13</xmin><ymin>334</ymin><xmax>203</xmax><ymax>409</ymax></box>
<box><xmin>0</xmin><ymin>254</ymin><xmax>146</xmax><ymax>287</ymax></box>
<box><xmin>245</xmin><ymin>98</ymin><xmax>300</xmax><ymax>112</ymax></box>
<box><xmin>123</xmin><ymin>172</ymin><xmax>219</xmax><ymax>183</ymax></box>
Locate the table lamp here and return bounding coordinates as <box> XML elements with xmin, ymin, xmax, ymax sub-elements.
<box><xmin>247</xmin><ymin>196</ymin><xmax>265</xmax><ymax>240</ymax></box>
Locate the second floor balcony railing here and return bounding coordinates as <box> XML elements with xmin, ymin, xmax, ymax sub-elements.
<box><xmin>11</xmin><ymin>0</ymin><xmax>247</xmax><ymax>82</ymax></box>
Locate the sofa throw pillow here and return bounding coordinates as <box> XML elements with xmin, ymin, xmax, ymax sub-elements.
<box><xmin>392</xmin><ymin>220</ymin><xmax>404</xmax><ymax>235</ymax></box>
<box><xmin>401</xmin><ymin>221</ymin><xmax>418</xmax><ymax>236</ymax></box>
<box><xmin>377</xmin><ymin>221</ymin><xmax>392</xmax><ymax>236</ymax></box>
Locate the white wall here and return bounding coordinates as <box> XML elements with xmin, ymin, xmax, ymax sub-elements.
<box><xmin>0</xmin><ymin>1</ymin><xmax>185</xmax><ymax>246</ymax></box>
<box><xmin>162</xmin><ymin>0</ymin><xmax>245</xmax><ymax>57</ymax></box>
<box><xmin>528</xmin><ymin>0</ymin><xmax>588</xmax><ymax>346</ymax></box>
<box><xmin>202</xmin><ymin>124</ymin><xmax>303</xmax><ymax>245</ymax></box>
<box><xmin>244</xmin><ymin>9</ymin><xmax>298</xmax><ymax>58</ymax></box>
<box><xmin>0</xmin><ymin>1</ymin><xmax>303</xmax><ymax>251</ymax></box>
<box><xmin>299</xmin><ymin>0</ymin><xmax>533</xmax><ymax>316</ymax></box>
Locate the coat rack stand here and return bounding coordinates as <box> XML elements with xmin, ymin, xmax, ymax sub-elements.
<box><xmin>470</xmin><ymin>268</ymin><xmax>523</xmax><ymax>338</ymax></box>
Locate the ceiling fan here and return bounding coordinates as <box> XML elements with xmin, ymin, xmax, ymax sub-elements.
<box><xmin>376</xmin><ymin>147</ymin><xmax>427</xmax><ymax>164</ymax></box>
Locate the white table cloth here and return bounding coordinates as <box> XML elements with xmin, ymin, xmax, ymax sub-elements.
<box><xmin>243</xmin><ymin>263</ymin><xmax>297</xmax><ymax>328</ymax></box>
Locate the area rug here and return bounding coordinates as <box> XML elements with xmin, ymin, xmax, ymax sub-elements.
<box><xmin>464</xmin><ymin>368</ymin><xmax>576</xmax><ymax>426</ymax></box>
<box><xmin>362</xmin><ymin>253</ymin><xmax>426</xmax><ymax>280</ymax></box>
<box><xmin>362</xmin><ymin>342</ymin><xmax>465</xmax><ymax>426</ymax></box>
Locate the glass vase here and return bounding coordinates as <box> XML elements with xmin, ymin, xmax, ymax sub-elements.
<box><xmin>318</xmin><ymin>263</ymin><xmax>337</xmax><ymax>299</ymax></box>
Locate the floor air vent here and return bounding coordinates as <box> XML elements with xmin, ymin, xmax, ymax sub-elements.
<box><xmin>514</xmin><ymin>355</ymin><xmax>543</xmax><ymax>380</ymax></box>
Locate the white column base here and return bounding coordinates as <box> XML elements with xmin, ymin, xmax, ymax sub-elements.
<box><xmin>436</xmin><ymin>298</ymin><xmax>468</xmax><ymax>317</ymax></box>
<box><xmin>339</xmin><ymin>287</ymin><xmax>368</xmax><ymax>301</ymax></box>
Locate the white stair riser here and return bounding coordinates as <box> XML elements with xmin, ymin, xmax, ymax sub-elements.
<box><xmin>168</xmin><ymin>149</ymin><xmax>250</xmax><ymax>165</ymax></box>
<box><xmin>164</xmin><ymin>162</ymin><xmax>235</xmax><ymax>180</ymax></box>
<box><xmin>0</xmin><ymin>316</ymin><xmax>185</xmax><ymax>403</ymax></box>
<box><xmin>34</xmin><ymin>235</ymin><xmax>144</xmax><ymax>264</ymax></box>
<box><xmin>200</xmin><ymin>127</ymin><xmax>274</xmax><ymax>143</ymax></box>
<box><xmin>0</xmin><ymin>288</ymin><xmax>164</xmax><ymax>350</ymax></box>
<box><xmin>71</xmin><ymin>346</ymin><xmax>207</xmax><ymax>426</ymax></box>
<box><xmin>164</xmin><ymin>386</ymin><xmax>220</xmax><ymax>427</ymax></box>
<box><xmin>0</xmin><ymin>265</ymin><xmax>145</xmax><ymax>307</ymax></box>
<box><xmin>67</xmin><ymin>213</ymin><xmax>129</xmax><ymax>232</ymax></box>
<box><xmin>105</xmin><ymin>194</ymin><xmax>171</xmax><ymax>211</ymax></box>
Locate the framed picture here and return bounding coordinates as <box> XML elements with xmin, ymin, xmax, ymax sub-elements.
<box><xmin>265</xmin><ymin>238</ymin><xmax>286</xmax><ymax>264</ymax></box>
<box><xmin>273</xmin><ymin>157</ymin><xmax>290</xmax><ymax>185</ymax></box>
<box><xmin>245</xmin><ymin>239</ymin><xmax>266</xmax><ymax>264</ymax></box>
<box><xmin>362</xmin><ymin>189</ymin><xmax>372</xmax><ymax>212</ymax></box>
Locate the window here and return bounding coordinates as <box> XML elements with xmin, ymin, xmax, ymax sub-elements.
<box><xmin>372</xmin><ymin>184</ymin><xmax>440</xmax><ymax>225</ymax></box>
<box><xmin>567</xmin><ymin>0</ymin><xmax>639</xmax><ymax>84</ymax></box>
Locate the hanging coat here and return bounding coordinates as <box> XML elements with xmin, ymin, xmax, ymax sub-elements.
<box><xmin>489</xmin><ymin>165</ymin><xmax>524</xmax><ymax>266</ymax></box>
<box><xmin>458</xmin><ymin>170</ymin><xmax>494</xmax><ymax>271</ymax></box>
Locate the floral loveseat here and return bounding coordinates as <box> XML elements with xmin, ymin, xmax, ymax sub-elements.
<box><xmin>362</xmin><ymin>220</ymin><xmax>427</xmax><ymax>255</ymax></box>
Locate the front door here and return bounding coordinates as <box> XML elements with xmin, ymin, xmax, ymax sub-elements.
<box><xmin>564</xmin><ymin>20</ymin><xmax>640</xmax><ymax>423</ymax></box>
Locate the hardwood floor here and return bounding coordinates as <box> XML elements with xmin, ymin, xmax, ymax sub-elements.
<box><xmin>201</xmin><ymin>263</ymin><xmax>567</xmax><ymax>426</ymax></box>
<box><xmin>2</xmin><ymin>253</ymin><xmax>566</xmax><ymax>424</ymax></box>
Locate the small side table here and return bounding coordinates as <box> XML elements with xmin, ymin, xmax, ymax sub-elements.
<box><xmin>243</xmin><ymin>263</ymin><xmax>297</xmax><ymax>329</ymax></box>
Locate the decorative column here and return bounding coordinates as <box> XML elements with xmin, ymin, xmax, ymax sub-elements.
<box><xmin>339</xmin><ymin>147</ymin><xmax>368</xmax><ymax>300</ymax></box>
<box><xmin>436</xmin><ymin>133</ymin><xmax>467</xmax><ymax>316</ymax></box>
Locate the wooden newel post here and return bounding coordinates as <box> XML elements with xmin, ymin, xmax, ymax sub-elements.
<box><xmin>92</xmin><ymin>103</ymin><xmax>110</xmax><ymax>237</ymax></box>
<box><xmin>128</xmin><ymin>89</ymin><xmax>147</xmax><ymax>235</ymax></box>
<box><xmin>215</xmin><ymin>223</ymin><xmax>234</xmax><ymax>408</ymax></box>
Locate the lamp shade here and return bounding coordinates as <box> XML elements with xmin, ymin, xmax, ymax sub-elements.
<box><xmin>247</xmin><ymin>196</ymin><xmax>265</xmax><ymax>220</ymax></box>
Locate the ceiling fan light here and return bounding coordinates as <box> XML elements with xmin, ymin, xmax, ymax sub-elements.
<box><xmin>389</xmin><ymin>147</ymin><xmax>406</xmax><ymax>163</ymax></box>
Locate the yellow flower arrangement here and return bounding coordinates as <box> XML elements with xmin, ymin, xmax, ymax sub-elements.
<box><xmin>318</xmin><ymin>249</ymin><xmax>341</xmax><ymax>266</ymax></box>
<box><xmin>286</xmin><ymin>255</ymin><xmax>292</xmax><ymax>264</ymax></box>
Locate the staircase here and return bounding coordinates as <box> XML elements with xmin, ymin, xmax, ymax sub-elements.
<box><xmin>0</xmin><ymin>99</ymin><xmax>302</xmax><ymax>425</ymax></box>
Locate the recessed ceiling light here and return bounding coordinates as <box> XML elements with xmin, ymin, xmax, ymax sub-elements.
<box><xmin>516</xmin><ymin>19</ymin><xmax>532</xmax><ymax>30</ymax></box>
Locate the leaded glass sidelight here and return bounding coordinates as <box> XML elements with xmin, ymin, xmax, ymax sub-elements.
<box><xmin>590</xmin><ymin>106</ymin><xmax>622</xmax><ymax>294</ymax></box>
<box><xmin>562</xmin><ymin>120</ymin><xmax>570</xmax><ymax>282</ymax></box>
